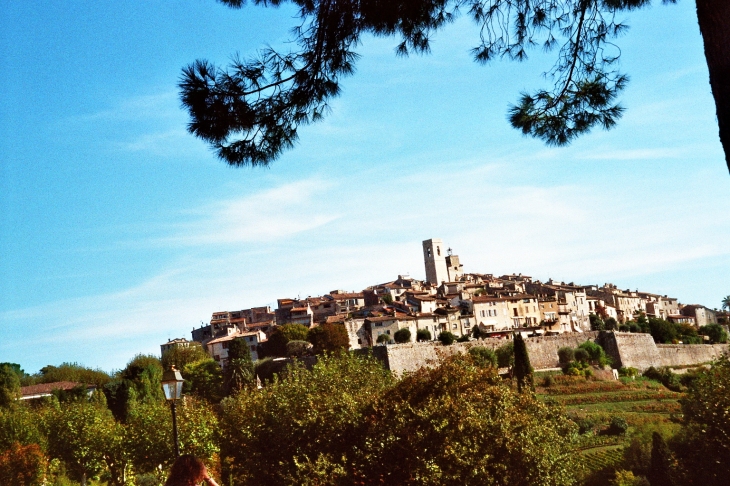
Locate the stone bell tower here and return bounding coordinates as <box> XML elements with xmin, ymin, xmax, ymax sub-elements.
<box><xmin>422</xmin><ymin>238</ymin><xmax>449</xmax><ymax>285</ymax></box>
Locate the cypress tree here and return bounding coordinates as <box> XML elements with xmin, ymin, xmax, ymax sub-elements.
<box><xmin>513</xmin><ymin>333</ymin><xmax>533</xmax><ymax>393</ymax></box>
<box><xmin>648</xmin><ymin>432</ymin><xmax>675</xmax><ymax>486</ymax></box>
<box><xmin>224</xmin><ymin>337</ymin><xmax>255</xmax><ymax>395</ymax></box>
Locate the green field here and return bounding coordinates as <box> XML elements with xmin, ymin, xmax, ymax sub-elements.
<box><xmin>536</xmin><ymin>374</ymin><xmax>682</xmax><ymax>485</ymax></box>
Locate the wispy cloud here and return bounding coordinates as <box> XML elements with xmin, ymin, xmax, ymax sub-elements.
<box><xmin>157</xmin><ymin>178</ymin><xmax>341</xmax><ymax>246</ymax></box>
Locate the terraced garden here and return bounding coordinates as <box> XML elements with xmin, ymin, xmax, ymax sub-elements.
<box><xmin>535</xmin><ymin>373</ymin><xmax>683</xmax><ymax>485</ymax></box>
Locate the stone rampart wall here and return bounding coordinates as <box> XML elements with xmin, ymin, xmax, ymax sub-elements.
<box><xmin>603</xmin><ymin>332</ymin><xmax>661</xmax><ymax>372</ymax></box>
<box><xmin>380</xmin><ymin>332</ymin><xmax>600</xmax><ymax>375</ymax></box>
<box><xmin>374</xmin><ymin>332</ymin><xmax>729</xmax><ymax>375</ymax></box>
<box><xmin>657</xmin><ymin>344</ymin><xmax>729</xmax><ymax>368</ymax></box>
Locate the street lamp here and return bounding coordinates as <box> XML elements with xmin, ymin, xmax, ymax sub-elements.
<box><xmin>161</xmin><ymin>366</ymin><xmax>184</xmax><ymax>457</ymax></box>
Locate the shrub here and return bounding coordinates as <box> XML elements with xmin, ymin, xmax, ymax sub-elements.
<box><xmin>699</xmin><ymin>323</ymin><xmax>729</xmax><ymax>344</ymax></box>
<box><xmin>541</xmin><ymin>375</ymin><xmax>554</xmax><ymax>387</ymax></box>
<box><xmin>393</xmin><ymin>328</ymin><xmax>411</xmax><ymax>344</ymax></box>
<box><xmin>376</xmin><ymin>334</ymin><xmax>391</xmax><ymax>344</ymax></box>
<box><xmin>416</xmin><ymin>328</ymin><xmax>432</xmax><ymax>342</ymax></box>
<box><xmin>574</xmin><ymin>416</ymin><xmax>597</xmax><ymax>435</ymax></box>
<box><xmin>456</xmin><ymin>334</ymin><xmax>470</xmax><ymax>343</ymax></box>
<box><xmin>618</xmin><ymin>367</ymin><xmax>639</xmax><ymax>378</ymax></box>
<box><xmin>496</xmin><ymin>342</ymin><xmax>514</xmax><ymax>369</ymax></box>
<box><xmin>578</xmin><ymin>341</ymin><xmax>612</xmax><ymax>367</ymax></box>
<box><xmin>574</xmin><ymin>348</ymin><xmax>590</xmax><ymax>363</ymax></box>
<box><xmin>606</xmin><ymin>416</ymin><xmax>629</xmax><ymax>436</ymax></box>
<box><xmin>557</xmin><ymin>347</ymin><xmax>575</xmax><ymax>365</ymax></box>
<box><xmin>438</xmin><ymin>332</ymin><xmax>456</xmax><ymax>346</ymax></box>
<box><xmin>307</xmin><ymin>323</ymin><xmax>350</xmax><ymax>355</ymax></box>
<box><xmin>468</xmin><ymin>347</ymin><xmax>497</xmax><ymax>368</ymax></box>
<box><xmin>643</xmin><ymin>367</ymin><xmax>682</xmax><ymax>392</ymax></box>
<box><xmin>286</xmin><ymin>340</ymin><xmax>312</xmax><ymax>358</ymax></box>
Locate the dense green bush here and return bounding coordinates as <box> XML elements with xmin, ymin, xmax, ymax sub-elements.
<box><xmin>618</xmin><ymin>367</ymin><xmax>639</xmax><ymax>378</ymax></box>
<box><xmin>642</xmin><ymin>367</ymin><xmax>681</xmax><ymax>392</ymax></box>
<box><xmin>606</xmin><ymin>416</ymin><xmax>629</xmax><ymax>436</ymax></box>
<box><xmin>393</xmin><ymin>328</ymin><xmax>411</xmax><ymax>344</ymax></box>
<box><xmin>376</xmin><ymin>333</ymin><xmax>391</xmax><ymax>344</ymax></box>
<box><xmin>437</xmin><ymin>331</ymin><xmax>456</xmax><ymax>346</ymax></box>
<box><xmin>415</xmin><ymin>328</ymin><xmax>432</xmax><ymax>342</ymax></box>
<box><xmin>468</xmin><ymin>347</ymin><xmax>498</xmax><ymax>368</ymax></box>
<box><xmin>558</xmin><ymin>347</ymin><xmax>575</xmax><ymax>365</ymax></box>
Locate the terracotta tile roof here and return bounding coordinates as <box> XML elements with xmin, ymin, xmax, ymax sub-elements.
<box><xmin>329</xmin><ymin>292</ymin><xmax>364</xmax><ymax>300</ymax></box>
<box><xmin>21</xmin><ymin>381</ymin><xmax>93</xmax><ymax>398</ymax></box>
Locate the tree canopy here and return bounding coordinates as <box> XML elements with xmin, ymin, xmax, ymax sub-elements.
<box><xmin>180</xmin><ymin>0</ymin><xmax>730</xmax><ymax>173</ymax></box>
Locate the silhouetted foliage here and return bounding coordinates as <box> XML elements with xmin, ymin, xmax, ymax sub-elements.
<box><xmin>648</xmin><ymin>432</ymin><xmax>675</xmax><ymax>486</ymax></box>
<box><xmin>513</xmin><ymin>333</ymin><xmax>533</xmax><ymax>392</ymax></box>
<box><xmin>178</xmin><ymin>0</ymin><xmax>726</xmax><ymax>169</ymax></box>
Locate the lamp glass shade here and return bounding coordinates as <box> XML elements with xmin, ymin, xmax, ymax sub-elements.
<box><xmin>161</xmin><ymin>368</ymin><xmax>184</xmax><ymax>401</ymax></box>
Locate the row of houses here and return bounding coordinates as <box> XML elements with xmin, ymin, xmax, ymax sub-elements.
<box><xmin>166</xmin><ymin>239</ymin><xmax>720</xmax><ymax>368</ymax></box>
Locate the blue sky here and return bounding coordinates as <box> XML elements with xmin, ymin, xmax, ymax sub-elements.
<box><xmin>2</xmin><ymin>1</ymin><xmax>728</xmax><ymax>374</ymax></box>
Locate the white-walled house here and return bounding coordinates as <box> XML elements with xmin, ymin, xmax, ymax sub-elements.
<box><xmin>206</xmin><ymin>330</ymin><xmax>266</xmax><ymax>366</ymax></box>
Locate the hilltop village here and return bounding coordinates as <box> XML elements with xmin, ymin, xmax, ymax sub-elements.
<box><xmin>165</xmin><ymin>238</ymin><xmax>722</xmax><ymax>368</ymax></box>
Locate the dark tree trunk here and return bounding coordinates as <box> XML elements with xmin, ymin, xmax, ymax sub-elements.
<box><xmin>695</xmin><ymin>0</ymin><xmax>730</xmax><ymax>174</ymax></box>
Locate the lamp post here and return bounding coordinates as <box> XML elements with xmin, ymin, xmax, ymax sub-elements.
<box><xmin>161</xmin><ymin>366</ymin><xmax>184</xmax><ymax>458</ymax></box>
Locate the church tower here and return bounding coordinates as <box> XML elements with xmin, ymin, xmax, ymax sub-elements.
<box><xmin>422</xmin><ymin>238</ymin><xmax>449</xmax><ymax>285</ymax></box>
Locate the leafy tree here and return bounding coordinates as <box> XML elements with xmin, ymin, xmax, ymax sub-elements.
<box><xmin>218</xmin><ymin>352</ymin><xmax>393</xmax><ymax>485</ymax></box>
<box><xmin>648</xmin><ymin>432</ymin><xmax>675</xmax><ymax>486</ymax></box>
<box><xmin>260</xmin><ymin>323</ymin><xmax>310</xmax><ymax>357</ymax></box>
<box><xmin>699</xmin><ymin>323</ymin><xmax>729</xmax><ymax>344</ymax></box>
<box><xmin>604</xmin><ymin>317</ymin><xmax>619</xmax><ymax>331</ymax></box>
<box><xmin>578</xmin><ymin>340</ymin><xmax>611</xmax><ymax>367</ymax></box>
<box><xmin>35</xmin><ymin>363</ymin><xmax>111</xmax><ymax>388</ymax></box>
<box><xmin>356</xmin><ymin>353</ymin><xmax>580</xmax><ymax>485</ymax></box>
<box><xmin>675</xmin><ymin>356</ymin><xmax>730</xmax><ymax>483</ymax></box>
<box><xmin>722</xmin><ymin>295</ymin><xmax>730</xmax><ymax>312</ymax></box>
<box><xmin>286</xmin><ymin>339</ymin><xmax>313</xmax><ymax>357</ymax></box>
<box><xmin>376</xmin><ymin>333</ymin><xmax>391</xmax><ymax>344</ymax></box>
<box><xmin>278</xmin><ymin>322</ymin><xmax>311</xmax><ymax>342</ymax></box>
<box><xmin>610</xmin><ymin>470</ymin><xmax>649</xmax><ymax>486</ymax></box>
<box><xmin>0</xmin><ymin>364</ymin><xmax>21</xmax><ymax>407</ymax></box>
<box><xmin>307</xmin><ymin>322</ymin><xmax>350</xmax><ymax>354</ymax></box>
<box><xmin>558</xmin><ymin>346</ymin><xmax>575</xmax><ymax>365</ymax></box>
<box><xmin>44</xmin><ymin>399</ymin><xmax>118</xmax><ymax>486</ymax></box>
<box><xmin>124</xmin><ymin>399</ymin><xmax>174</xmax><ymax>479</ymax></box>
<box><xmin>496</xmin><ymin>341</ymin><xmax>515</xmax><ymax>371</ymax></box>
<box><xmin>647</xmin><ymin>317</ymin><xmax>677</xmax><ymax>344</ymax></box>
<box><xmin>0</xmin><ymin>363</ymin><xmax>30</xmax><ymax>386</ymax></box>
<box><xmin>119</xmin><ymin>354</ymin><xmax>164</xmax><ymax>403</ymax></box>
<box><xmin>589</xmin><ymin>314</ymin><xmax>605</xmax><ymax>331</ymax></box>
<box><xmin>183</xmin><ymin>358</ymin><xmax>224</xmax><ymax>403</ymax></box>
<box><xmin>393</xmin><ymin>328</ymin><xmax>412</xmax><ymax>344</ymax></box>
<box><xmin>438</xmin><ymin>331</ymin><xmax>456</xmax><ymax>345</ymax></box>
<box><xmin>416</xmin><ymin>328</ymin><xmax>432</xmax><ymax>342</ymax></box>
<box><xmin>104</xmin><ymin>354</ymin><xmax>165</xmax><ymax>422</ymax></box>
<box><xmin>513</xmin><ymin>333</ymin><xmax>533</xmax><ymax>392</ymax></box>
<box><xmin>179</xmin><ymin>0</ymin><xmax>730</xmax><ymax>173</ymax></box>
<box><xmin>380</xmin><ymin>293</ymin><xmax>394</xmax><ymax>305</ymax></box>
<box><xmin>0</xmin><ymin>442</ymin><xmax>47</xmax><ymax>486</ymax></box>
<box><xmin>468</xmin><ymin>346</ymin><xmax>497</xmax><ymax>368</ymax></box>
<box><xmin>161</xmin><ymin>343</ymin><xmax>210</xmax><ymax>371</ymax></box>
<box><xmin>0</xmin><ymin>404</ymin><xmax>45</xmax><ymax>451</ymax></box>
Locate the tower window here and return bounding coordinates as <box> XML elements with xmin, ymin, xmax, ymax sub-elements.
<box><xmin>437</xmin><ymin>247</ymin><xmax>441</xmax><ymax>256</ymax></box>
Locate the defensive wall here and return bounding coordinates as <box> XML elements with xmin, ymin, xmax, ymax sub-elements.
<box><xmin>368</xmin><ymin>331</ymin><xmax>729</xmax><ymax>375</ymax></box>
